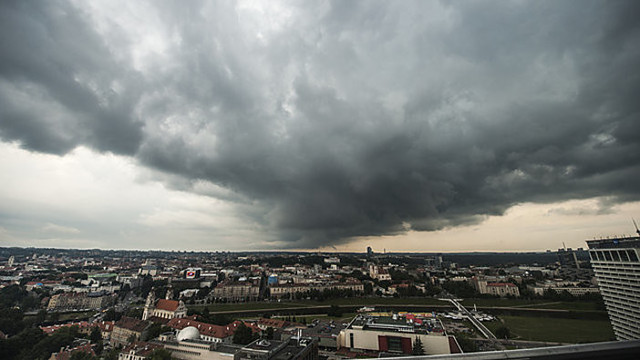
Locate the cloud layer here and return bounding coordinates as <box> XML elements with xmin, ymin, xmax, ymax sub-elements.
<box><xmin>1</xmin><ymin>0</ymin><xmax>639</xmax><ymax>248</ymax></box>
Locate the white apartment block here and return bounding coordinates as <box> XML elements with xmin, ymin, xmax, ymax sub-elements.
<box><xmin>587</xmin><ymin>237</ymin><xmax>640</xmax><ymax>340</ymax></box>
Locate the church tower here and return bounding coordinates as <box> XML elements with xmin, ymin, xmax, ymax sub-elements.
<box><xmin>142</xmin><ymin>289</ymin><xmax>156</xmax><ymax>320</ymax></box>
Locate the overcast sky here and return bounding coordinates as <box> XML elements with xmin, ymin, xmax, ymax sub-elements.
<box><xmin>1</xmin><ymin>0</ymin><xmax>639</xmax><ymax>252</ymax></box>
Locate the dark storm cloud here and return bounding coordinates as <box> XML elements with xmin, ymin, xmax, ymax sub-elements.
<box><xmin>0</xmin><ymin>0</ymin><xmax>143</xmax><ymax>154</ymax></box>
<box><xmin>1</xmin><ymin>0</ymin><xmax>639</xmax><ymax>248</ymax></box>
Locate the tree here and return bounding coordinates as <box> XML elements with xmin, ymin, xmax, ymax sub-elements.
<box><xmin>412</xmin><ymin>337</ymin><xmax>425</xmax><ymax>355</ymax></box>
<box><xmin>103</xmin><ymin>308</ymin><xmax>117</xmax><ymax>322</ymax></box>
<box><xmin>89</xmin><ymin>326</ymin><xmax>102</xmax><ymax>343</ymax></box>
<box><xmin>144</xmin><ymin>323</ymin><xmax>171</xmax><ymax>341</ymax></box>
<box><xmin>102</xmin><ymin>348</ymin><xmax>120</xmax><ymax>360</ymax></box>
<box><xmin>495</xmin><ymin>326</ymin><xmax>511</xmax><ymax>339</ymax></box>
<box><xmin>233</xmin><ymin>322</ymin><xmax>257</xmax><ymax>345</ymax></box>
<box><xmin>70</xmin><ymin>351</ymin><xmax>95</xmax><ymax>360</ymax></box>
<box><xmin>149</xmin><ymin>348</ymin><xmax>173</xmax><ymax>360</ymax></box>
<box><xmin>327</xmin><ymin>305</ymin><xmax>342</xmax><ymax>317</ymax></box>
<box><xmin>35</xmin><ymin>309</ymin><xmax>47</xmax><ymax>325</ymax></box>
<box><xmin>265</xmin><ymin>327</ymin><xmax>274</xmax><ymax>340</ymax></box>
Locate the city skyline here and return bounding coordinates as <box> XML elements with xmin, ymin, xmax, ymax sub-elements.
<box><xmin>1</xmin><ymin>1</ymin><xmax>640</xmax><ymax>252</ymax></box>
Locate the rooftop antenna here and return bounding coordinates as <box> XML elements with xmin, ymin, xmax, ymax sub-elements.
<box><xmin>563</xmin><ymin>242</ymin><xmax>567</xmax><ymax>251</ymax></box>
<box><xmin>633</xmin><ymin>218</ymin><xmax>640</xmax><ymax>237</ymax></box>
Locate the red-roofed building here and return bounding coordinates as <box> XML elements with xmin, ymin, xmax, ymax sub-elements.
<box><xmin>142</xmin><ymin>290</ymin><xmax>187</xmax><ymax>320</ymax></box>
<box><xmin>40</xmin><ymin>321</ymin><xmax>94</xmax><ymax>336</ymax></box>
<box><xmin>117</xmin><ymin>341</ymin><xmax>162</xmax><ymax>360</ymax></box>
<box><xmin>257</xmin><ymin>318</ymin><xmax>290</xmax><ymax>330</ymax></box>
<box><xmin>167</xmin><ymin>317</ymin><xmax>260</xmax><ymax>344</ymax></box>
<box><xmin>96</xmin><ymin>321</ymin><xmax>115</xmax><ymax>339</ymax></box>
<box><xmin>110</xmin><ymin>317</ymin><xmax>152</xmax><ymax>347</ymax></box>
<box><xmin>49</xmin><ymin>343</ymin><xmax>95</xmax><ymax>360</ymax></box>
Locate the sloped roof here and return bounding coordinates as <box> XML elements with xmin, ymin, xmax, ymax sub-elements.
<box><xmin>120</xmin><ymin>341</ymin><xmax>162</xmax><ymax>357</ymax></box>
<box><xmin>156</xmin><ymin>299</ymin><xmax>180</xmax><ymax>311</ymax></box>
<box><xmin>168</xmin><ymin>317</ymin><xmax>234</xmax><ymax>339</ymax></box>
<box><xmin>258</xmin><ymin>318</ymin><xmax>290</xmax><ymax>329</ymax></box>
<box><xmin>168</xmin><ymin>318</ymin><xmax>259</xmax><ymax>339</ymax></box>
<box><xmin>115</xmin><ymin>317</ymin><xmax>150</xmax><ymax>332</ymax></box>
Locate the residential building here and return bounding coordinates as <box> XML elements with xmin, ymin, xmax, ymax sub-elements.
<box><xmin>268</xmin><ymin>280</ymin><xmax>364</xmax><ymax>299</ymax></box>
<box><xmin>49</xmin><ymin>342</ymin><xmax>95</xmax><ymax>360</ymax></box>
<box><xmin>118</xmin><ymin>341</ymin><xmax>163</xmax><ymax>360</ymax></box>
<box><xmin>111</xmin><ymin>317</ymin><xmax>151</xmax><ymax>347</ymax></box>
<box><xmin>472</xmin><ymin>277</ymin><xmax>520</xmax><ymax>297</ymax></box>
<box><xmin>587</xmin><ymin>236</ymin><xmax>640</xmax><ymax>340</ymax></box>
<box><xmin>213</xmin><ymin>281</ymin><xmax>260</xmax><ymax>301</ymax></box>
<box><xmin>47</xmin><ymin>292</ymin><xmax>115</xmax><ymax>310</ymax></box>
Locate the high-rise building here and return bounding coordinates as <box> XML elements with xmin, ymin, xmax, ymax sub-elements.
<box><xmin>587</xmin><ymin>236</ymin><xmax>640</xmax><ymax>340</ymax></box>
<box><xmin>558</xmin><ymin>247</ymin><xmax>580</xmax><ymax>268</ymax></box>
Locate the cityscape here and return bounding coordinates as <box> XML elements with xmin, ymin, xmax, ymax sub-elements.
<box><xmin>1</xmin><ymin>238</ymin><xmax>639</xmax><ymax>359</ymax></box>
<box><xmin>1</xmin><ymin>0</ymin><xmax>640</xmax><ymax>359</ymax></box>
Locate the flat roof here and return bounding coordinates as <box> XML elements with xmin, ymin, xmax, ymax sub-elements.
<box><xmin>347</xmin><ymin>315</ymin><xmax>443</xmax><ymax>334</ymax></box>
<box><xmin>587</xmin><ymin>237</ymin><xmax>640</xmax><ymax>249</ymax></box>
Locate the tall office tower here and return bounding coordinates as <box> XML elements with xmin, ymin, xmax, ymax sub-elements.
<box><xmin>587</xmin><ymin>236</ymin><xmax>640</xmax><ymax>340</ymax></box>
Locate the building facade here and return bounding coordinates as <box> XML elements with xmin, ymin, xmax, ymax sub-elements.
<box><xmin>142</xmin><ymin>291</ymin><xmax>187</xmax><ymax>321</ymax></box>
<box><xmin>337</xmin><ymin>314</ymin><xmax>459</xmax><ymax>356</ymax></box>
<box><xmin>472</xmin><ymin>277</ymin><xmax>520</xmax><ymax>297</ymax></box>
<box><xmin>213</xmin><ymin>282</ymin><xmax>261</xmax><ymax>301</ymax></box>
<box><xmin>587</xmin><ymin>236</ymin><xmax>640</xmax><ymax>340</ymax></box>
<box><xmin>111</xmin><ymin>317</ymin><xmax>151</xmax><ymax>347</ymax></box>
<box><xmin>47</xmin><ymin>292</ymin><xmax>115</xmax><ymax>310</ymax></box>
<box><xmin>269</xmin><ymin>281</ymin><xmax>364</xmax><ymax>299</ymax></box>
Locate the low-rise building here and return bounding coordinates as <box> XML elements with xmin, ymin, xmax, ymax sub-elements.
<box><xmin>337</xmin><ymin>314</ymin><xmax>460</xmax><ymax>356</ymax></box>
<box><xmin>47</xmin><ymin>292</ymin><xmax>115</xmax><ymax>310</ymax></box>
<box><xmin>472</xmin><ymin>277</ymin><xmax>520</xmax><ymax>297</ymax></box>
<box><xmin>157</xmin><ymin>327</ymin><xmax>317</xmax><ymax>360</ymax></box>
<box><xmin>118</xmin><ymin>341</ymin><xmax>163</xmax><ymax>360</ymax></box>
<box><xmin>111</xmin><ymin>317</ymin><xmax>151</xmax><ymax>347</ymax></box>
<box><xmin>269</xmin><ymin>281</ymin><xmax>364</xmax><ymax>299</ymax></box>
<box><xmin>213</xmin><ymin>281</ymin><xmax>260</xmax><ymax>301</ymax></box>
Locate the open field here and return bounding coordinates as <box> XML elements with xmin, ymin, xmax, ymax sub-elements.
<box><xmin>193</xmin><ymin>298</ymin><xmax>605</xmax><ymax>313</ymax></box>
<box><xmin>191</xmin><ymin>297</ymin><xmax>448</xmax><ymax>312</ymax></box>
<box><xmin>486</xmin><ymin>315</ymin><xmax>615</xmax><ymax>343</ymax></box>
<box><xmin>515</xmin><ymin>301</ymin><xmax>604</xmax><ymax>311</ymax></box>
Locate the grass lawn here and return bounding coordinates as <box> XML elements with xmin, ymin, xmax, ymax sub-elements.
<box><xmin>191</xmin><ymin>297</ymin><xmax>447</xmax><ymax>312</ymax></box>
<box><xmin>491</xmin><ymin>315</ymin><xmax>615</xmax><ymax>343</ymax></box>
<box><xmin>460</xmin><ymin>298</ymin><xmax>605</xmax><ymax>312</ymax></box>
<box><xmin>192</xmin><ymin>301</ymin><xmax>314</xmax><ymax>312</ymax></box>
<box><xmin>517</xmin><ymin>301</ymin><xmax>604</xmax><ymax>311</ymax></box>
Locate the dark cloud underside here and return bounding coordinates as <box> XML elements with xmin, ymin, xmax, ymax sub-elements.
<box><xmin>1</xmin><ymin>0</ymin><xmax>639</xmax><ymax>248</ymax></box>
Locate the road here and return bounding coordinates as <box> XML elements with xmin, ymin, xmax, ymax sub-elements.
<box><xmin>444</xmin><ymin>298</ymin><xmax>497</xmax><ymax>340</ymax></box>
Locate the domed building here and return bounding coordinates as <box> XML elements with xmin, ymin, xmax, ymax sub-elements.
<box><xmin>177</xmin><ymin>326</ymin><xmax>200</xmax><ymax>341</ymax></box>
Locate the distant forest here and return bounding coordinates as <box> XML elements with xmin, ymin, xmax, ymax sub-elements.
<box><xmin>442</xmin><ymin>251</ymin><xmax>589</xmax><ymax>267</ymax></box>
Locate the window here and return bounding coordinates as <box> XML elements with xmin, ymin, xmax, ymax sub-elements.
<box><xmin>621</xmin><ymin>251</ymin><xmax>630</xmax><ymax>262</ymax></box>
<box><xmin>629</xmin><ymin>250</ymin><xmax>639</xmax><ymax>262</ymax></box>
<box><xmin>388</xmin><ymin>336</ymin><xmax>403</xmax><ymax>353</ymax></box>
<box><xmin>604</xmin><ymin>251</ymin><xmax>613</xmax><ymax>261</ymax></box>
<box><xmin>612</xmin><ymin>251</ymin><xmax>621</xmax><ymax>262</ymax></box>
<box><xmin>350</xmin><ymin>333</ymin><xmax>354</xmax><ymax>349</ymax></box>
